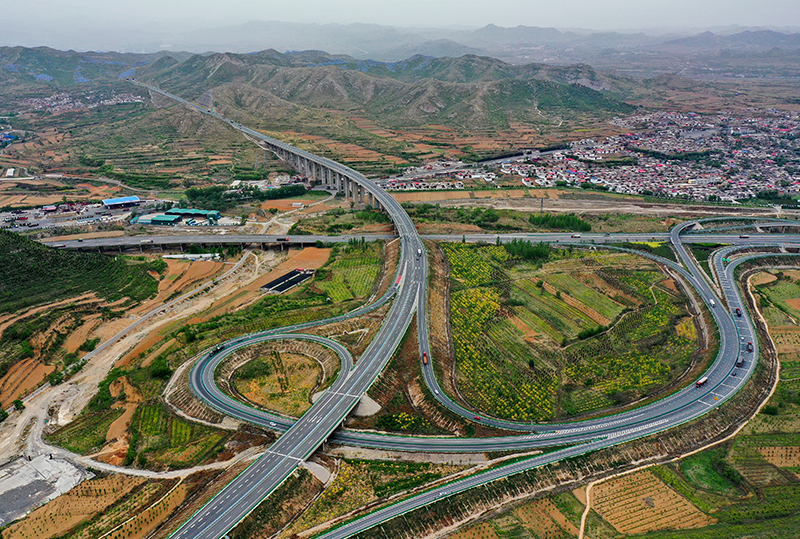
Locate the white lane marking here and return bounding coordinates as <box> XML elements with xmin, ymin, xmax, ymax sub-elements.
<box><xmin>267</xmin><ymin>450</ymin><xmax>303</xmax><ymax>461</ymax></box>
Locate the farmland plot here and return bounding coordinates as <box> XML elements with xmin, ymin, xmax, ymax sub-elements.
<box><xmin>316</xmin><ymin>243</ymin><xmax>383</xmax><ymax>302</ymax></box>
<box><xmin>130</xmin><ymin>401</ymin><xmax>230</xmax><ymax>470</ymax></box>
<box><xmin>234</xmin><ymin>351</ymin><xmax>322</xmax><ymax>417</ymax></box>
<box><xmin>443</xmin><ymin>243</ymin><xmax>699</xmax><ymax>420</ymax></box>
<box><xmin>0</xmin><ymin>475</ymin><xmax>148</xmax><ymax>539</ymax></box>
<box><xmin>592</xmin><ymin>470</ymin><xmax>716</xmax><ymax>534</ymax></box>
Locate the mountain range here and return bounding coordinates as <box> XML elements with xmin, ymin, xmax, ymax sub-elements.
<box><xmin>3</xmin><ymin>21</ymin><xmax>800</xmax><ymax>77</ymax></box>
<box><xmin>1</xmin><ymin>46</ymin><xmax>638</xmax><ymax>132</ymax></box>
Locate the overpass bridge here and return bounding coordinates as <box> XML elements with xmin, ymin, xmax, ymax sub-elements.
<box><xmin>44</xmin><ymin>231</ymin><xmax>800</xmax><ymax>254</ymax></box>
<box><xmin>46</xmin><ymin>234</ymin><xmax>395</xmax><ymax>253</ymax></box>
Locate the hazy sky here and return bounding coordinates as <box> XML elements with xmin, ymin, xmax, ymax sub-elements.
<box><xmin>7</xmin><ymin>0</ymin><xmax>800</xmax><ymax>31</ymax></box>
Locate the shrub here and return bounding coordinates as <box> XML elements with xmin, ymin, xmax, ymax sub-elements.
<box><xmin>503</xmin><ymin>239</ymin><xmax>551</xmax><ymax>262</ymax></box>
<box><xmin>149</xmin><ymin>356</ymin><xmax>172</xmax><ymax>380</ymax></box>
<box><xmin>762</xmin><ymin>405</ymin><xmax>780</xmax><ymax>416</ymax></box>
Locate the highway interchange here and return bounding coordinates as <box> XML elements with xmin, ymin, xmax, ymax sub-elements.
<box><xmin>167</xmin><ymin>221</ymin><xmax>790</xmax><ymax>539</ymax></box>
<box><xmin>108</xmin><ymin>82</ymin><xmax>798</xmax><ymax>539</ymax></box>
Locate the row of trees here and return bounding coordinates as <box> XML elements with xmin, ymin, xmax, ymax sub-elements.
<box><xmin>529</xmin><ymin>212</ymin><xmax>591</xmax><ymax>231</ymax></box>
<box><xmin>185</xmin><ymin>184</ymin><xmax>306</xmax><ymax>211</ymax></box>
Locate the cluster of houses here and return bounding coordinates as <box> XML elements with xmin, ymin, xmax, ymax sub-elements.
<box><xmin>498</xmin><ymin>109</ymin><xmax>800</xmax><ymax>202</ymax></box>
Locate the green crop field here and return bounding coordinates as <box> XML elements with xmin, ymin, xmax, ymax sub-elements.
<box><xmin>512</xmin><ymin>280</ymin><xmax>597</xmax><ymax>337</ymax></box>
<box><xmin>755</xmin><ymin>273</ymin><xmax>800</xmax><ymax>322</ymax></box>
<box><xmin>315</xmin><ymin>242</ymin><xmax>383</xmax><ymax>302</ymax></box>
<box><xmin>45</xmin><ymin>408</ymin><xmax>125</xmax><ymax>454</ymax></box>
<box><xmin>546</xmin><ymin>273</ymin><xmax>627</xmax><ymax>320</ymax></box>
<box><xmin>130</xmin><ymin>400</ymin><xmax>229</xmax><ymax>469</ymax></box>
<box><xmin>443</xmin><ymin>242</ymin><xmax>698</xmax><ymax>421</ymax></box>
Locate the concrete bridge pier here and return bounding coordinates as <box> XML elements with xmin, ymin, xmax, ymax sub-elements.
<box><xmin>344</xmin><ymin>177</ymin><xmax>352</xmax><ymax>202</ymax></box>
<box><xmin>336</xmin><ymin>172</ymin><xmax>344</xmax><ymax>195</ymax></box>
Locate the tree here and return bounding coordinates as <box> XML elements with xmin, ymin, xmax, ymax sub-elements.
<box><xmin>13</xmin><ymin>399</ymin><xmax>24</xmax><ymax>411</ymax></box>
<box><xmin>0</xmin><ymin>409</ymin><xmax>7</xmax><ymax>423</ymax></box>
<box><xmin>149</xmin><ymin>356</ymin><xmax>172</xmax><ymax>380</ymax></box>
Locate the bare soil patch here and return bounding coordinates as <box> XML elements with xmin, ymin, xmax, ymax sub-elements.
<box><xmin>515</xmin><ymin>498</ymin><xmax>579</xmax><ymax>538</ymax></box>
<box><xmin>91</xmin><ymin>316</ymin><xmax>136</xmax><ymax>342</ymax></box>
<box><xmin>661</xmin><ymin>278</ymin><xmax>679</xmax><ymax>293</ymax></box>
<box><xmin>253</xmin><ymin>247</ymin><xmax>331</xmax><ymax>288</ymax></box>
<box><xmin>757</xmin><ymin>446</ymin><xmax>800</xmax><ymax>467</ymax></box>
<box><xmin>117</xmin><ymin>329</ymin><xmax>171</xmax><ymax>368</ymax></box>
<box><xmin>0</xmin><ymin>358</ymin><xmax>55</xmax><ymax>409</ymax></box>
<box><xmin>784</xmin><ymin>297</ymin><xmax>800</xmax><ymax>313</ymax></box>
<box><xmin>107</xmin><ymin>378</ymin><xmax>142</xmax><ymax>430</ymax></box>
<box><xmin>592</xmin><ymin>469</ymin><xmax>715</xmax><ymax>534</ymax></box>
<box><xmin>391</xmin><ymin>191</ymin><xmax>473</xmax><ymax>203</ymax></box>
<box><xmin>507</xmin><ymin>314</ymin><xmax>543</xmax><ymax>343</ymax></box>
<box><xmin>301</xmin><ymin>203</ymin><xmax>333</xmax><ymax>214</ymax></box>
<box><xmin>752</xmin><ymin>272</ymin><xmax>779</xmax><ymax>286</ymax></box>
<box><xmin>235</xmin><ymin>352</ymin><xmax>321</xmax><ymax>417</ymax></box>
<box><xmin>63</xmin><ymin>314</ymin><xmax>102</xmax><ymax>353</ymax></box>
<box><xmin>261</xmin><ymin>198</ymin><xmax>319</xmax><ymax>211</ymax></box>
<box><xmin>146</xmin><ymin>259</ymin><xmax>225</xmax><ymax>309</ymax></box>
<box><xmin>474</xmin><ymin>189</ymin><xmax>528</xmax><ymax>199</ymax></box>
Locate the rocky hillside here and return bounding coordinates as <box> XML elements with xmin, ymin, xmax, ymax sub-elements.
<box><xmin>141</xmin><ymin>50</ymin><xmax>635</xmax><ymax>129</ymax></box>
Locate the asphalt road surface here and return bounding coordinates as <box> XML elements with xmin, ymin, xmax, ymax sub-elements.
<box><xmin>50</xmin><ymin>232</ymin><xmax>800</xmax><ymax>250</ymax></box>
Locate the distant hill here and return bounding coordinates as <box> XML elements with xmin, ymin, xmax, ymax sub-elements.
<box><xmin>0</xmin><ymin>46</ymin><xmax>192</xmax><ymax>87</ymax></box>
<box><xmin>380</xmin><ymin>40</ymin><xmax>483</xmax><ymax>61</ymax></box>
<box><xmin>473</xmin><ymin>24</ymin><xmax>567</xmax><ymax>44</ymax></box>
<box><xmin>141</xmin><ymin>49</ymin><xmax>635</xmax><ymax>130</ymax></box>
<box><xmin>664</xmin><ymin>30</ymin><xmax>800</xmax><ymax>51</ymax></box>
